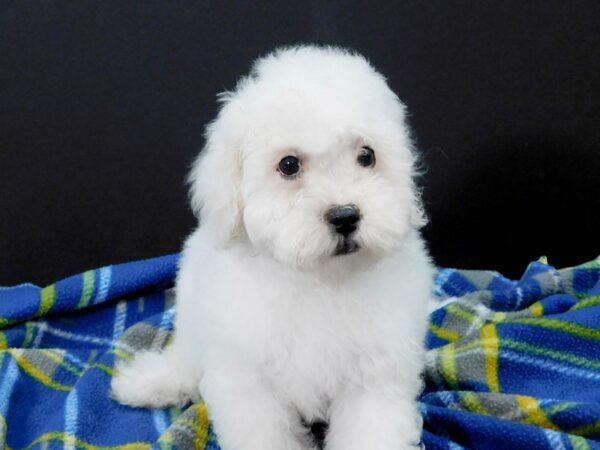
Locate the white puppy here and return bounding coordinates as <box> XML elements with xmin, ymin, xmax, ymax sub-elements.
<box><xmin>112</xmin><ymin>45</ymin><xmax>434</xmax><ymax>450</ymax></box>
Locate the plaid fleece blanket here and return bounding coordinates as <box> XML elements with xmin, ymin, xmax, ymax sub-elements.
<box><xmin>1</xmin><ymin>255</ymin><xmax>599</xmax><ymax>449</ymax></box>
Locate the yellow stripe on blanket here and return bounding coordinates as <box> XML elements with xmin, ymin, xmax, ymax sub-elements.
<box><xmin>195</xmin><ymin>402</ymin><xmax>210</xmax><ymax>450</ymax></box>
<box><xmin>430</xmin><ymin>324</ymin><xmax>461</xmax><ymax>342</ymax></box>
<box><xmin>38</xmin><ymin>284</ymin><xmax>56</xmax><ymax>317</ymax></box>
<box><xmin>481</xmin><ymin>324</ymin><xmax>500</xmax><ymax>392</ymax></box>
<box><xmin>0</xmin><ymin>413</ymin><xmax>7</xmax><ymax>442</ymax></box>
<box><xmin>515</xmin><ymin>395</ymin><xmax>559</xmax><ymax>430</ymax></box>
<box><xmin>439</xmin><ymin>344</ymin><xmax>458</xmax><ymax>389</ymax></box>
<box><xmin>42</xmin><ymin>349</ymin><xmax>83</xmax><ymax>377</ymax></box>
<box><xmin>461</xmin><ymin>392</ymin><xmax>489</xmax><ymax>415</ymax></box>
<box><xmin>529</xmin><ymin>301</ymin><xmax>544</xmax><ymax>317</ymax></box>
<box><xmin>447</xmin><ymin>304</ymin><xmax>476</xmax><ymax>322</ymax></box>
<box><xmin>7</xmin><ymin>349</ymin><xmax>72</xmax><ymax>392</ymax></box>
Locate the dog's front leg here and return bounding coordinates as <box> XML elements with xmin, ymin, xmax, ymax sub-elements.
<box><xmin>325</xmin><ymin>387</ymin><xmax>423</xmax><ymax>450</ymax></box>
<box><xmin>201</xmin><ymin>365</ymin><xmax>313</xmax><ymax>450</ymax></box>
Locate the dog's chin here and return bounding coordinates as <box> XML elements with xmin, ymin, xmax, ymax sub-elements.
<box><xmin>333</xmin><ymin>238</ymin><xmax>360</xmax><ymax>256</ymax></box>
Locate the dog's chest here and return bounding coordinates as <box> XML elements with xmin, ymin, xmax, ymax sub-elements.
<box><xmin>261</xmin><ymin>291</ymin><xmax>373</xmax><ymax>419</ymax></box>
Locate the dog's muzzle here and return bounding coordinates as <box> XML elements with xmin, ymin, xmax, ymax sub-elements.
<box><xmin>333</xmin><ymin>238</ymin><xmax>359</xmax><ymax>255</ymax></box>
<box><xmin>324</xmin><ymin>204</ymin><xmax>360</xmax><ymax>255</ymax></box>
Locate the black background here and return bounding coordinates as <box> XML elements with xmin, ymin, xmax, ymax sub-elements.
<box><xmin>1</xmin><ymin>1</ymin><xmax>599</xmax><ymax>285</ymax></box>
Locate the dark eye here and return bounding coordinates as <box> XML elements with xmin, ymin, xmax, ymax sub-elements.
<box><xmin>357</xmin><ymin>146</ymin><xmax>376</xmax><ymax>168</ymax></box>
<box><xmin>278</xmin><ymin>155</ymin><xmax>301</xmax><ymax>177</ymax></box>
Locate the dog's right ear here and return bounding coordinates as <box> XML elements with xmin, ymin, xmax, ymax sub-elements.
<box><xmin>188</xmin><ymin>97</ymin><xmax>245</xmax><ymax>244</ymax></box>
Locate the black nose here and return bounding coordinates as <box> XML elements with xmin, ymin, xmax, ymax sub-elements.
<box><xmin>325</xmin><ymin>204</ymin><xmax>360</xmax><ymax>237</ymax></box>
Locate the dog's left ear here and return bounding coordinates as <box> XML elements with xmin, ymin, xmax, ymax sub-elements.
<box><xmin>188</xmin><ymin>97</ymin><xmax>245</xmax><ymax>244</ymax></box>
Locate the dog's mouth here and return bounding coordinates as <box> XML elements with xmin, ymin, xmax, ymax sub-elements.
<box><xmin>333</xmin><ymin>239</ymin><xmax>359</xmax><ymax>256</ymax></box>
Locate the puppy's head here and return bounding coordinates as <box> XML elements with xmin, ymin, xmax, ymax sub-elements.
<box><xmin>189</xmin><ymin>46</ymin><xmax>425</xmax><ymax>268</ymax></box>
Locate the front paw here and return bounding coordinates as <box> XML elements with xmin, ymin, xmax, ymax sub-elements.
<box><xmin>111</xmin><ymin>350</ymin><xmax>198</xmax><ymax>408</ymax></box>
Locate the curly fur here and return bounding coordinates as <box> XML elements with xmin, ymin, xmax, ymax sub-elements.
<box><xmin>112</xmin><ymin>45</ymin><xmax>434</xmax><ymax>450</ymax></box>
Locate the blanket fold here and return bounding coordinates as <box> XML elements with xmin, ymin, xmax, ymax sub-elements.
<box><xmin>0</xmin><ymin>255</ymin><xmax>599</xmax><ymax>449</ymax></box>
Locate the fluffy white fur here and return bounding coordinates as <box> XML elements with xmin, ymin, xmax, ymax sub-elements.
<box><xmin>111</xmin><ymin>46</ymin><xmax>434</xmax><ymax>450</ymax></box>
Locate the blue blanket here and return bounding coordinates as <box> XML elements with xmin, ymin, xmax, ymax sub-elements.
<box><xmin>1</xmin><ymin>254</ymin><xmax>599</xmax><ymax>449</ymax></box>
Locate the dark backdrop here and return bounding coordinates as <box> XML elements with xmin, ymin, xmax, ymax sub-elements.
<box><xmin>2</xmin><ymin>1</ymin><xmax>599</xmax><ymax>285</ymax></box>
